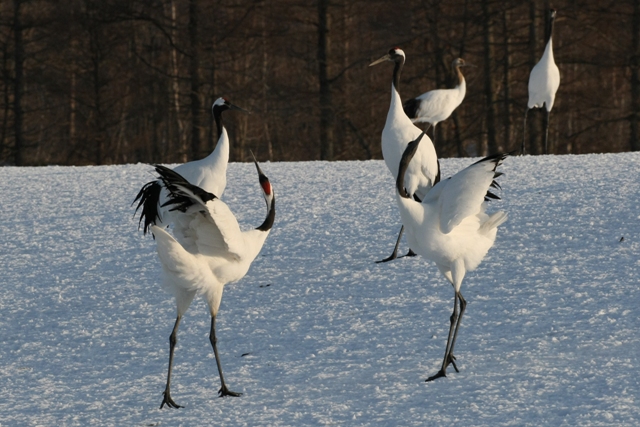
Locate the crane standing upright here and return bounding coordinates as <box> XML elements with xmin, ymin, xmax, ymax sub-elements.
<box><xmin>369</xmin><ymin>47</ymin><xmax>440</xmax><ymax>263</ymax></box>
<box><xmin>403</xmin><ymin>58</ymin><xmax>472</xmax><ymax>146</ymax></box>
<box><xmin>134</xmin><ymin>97</ymin><xmax>248</xmax><ymax>234</ymax></box>
<box><xmin>524</xmin><ymin>8</ymin><xmax>560</xmax><ymax>155</ymax></box>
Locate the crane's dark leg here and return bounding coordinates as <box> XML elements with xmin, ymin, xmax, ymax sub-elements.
<box><xmin>543</xmin><ymin>109</ymin><xmax>550</xmax><ymax>154</ymax></box>
<box><xmin>210</xmin><ymin>315</ymin><xmax>242</xmax><ymax>397</ymax></box>
<box><xmin>376</xmin><ymin>225</ymin><xmax>405</xmax><ymax>263</ymax></box>
<box><xmin>522</xmin><ymin>109</ymin><xmax>529</xmax><ymax>155</ymax></box>
<box><xmin>161</xmin><ymin>315</ymin><xmax>183</xmax><ymax>409</ymax></box>
<box><xmin>446</xmin><ymin>291</ymin><xmax>466</xmax><ymax>372</ymax></box>
<box><xmin>426</xmin><ymin>293</ymin><xmax>460</xmax><ymax>382</ymax></box>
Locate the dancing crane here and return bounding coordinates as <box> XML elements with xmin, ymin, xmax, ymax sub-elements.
<box><xmin>145</xmin><ymin>156</ymin><xmax>275</xmax><ymax>408</ymax></box>
<box><xmin>369</xmin><ymin>47</ymin><xmax>440</xmax><ymax>263</ymax></box>
<box><xmin>395</xmin><ymin>132</ymin><xmax>508</xmax><ymax>381</ymax></box>
<box><xmin>403</xmin><ymin>58</ymin><xmax>472</xmax><ymax>146</ymax></box>
<box><xmin>134</xmin><ymin>97</ymin><xmax>248</xmax><ymax>234</ymax></box>
<box><xmin>523</xmin><ymin>8</ymin><xmax>560</xmax><ymax>155</ymax></box>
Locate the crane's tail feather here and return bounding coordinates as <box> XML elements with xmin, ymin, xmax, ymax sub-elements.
<box><xmin>480</xmin><ymin>211</ymin><xmax>508</xmax><ymax>233</ymax></box>
<box><xmin>133</xmin><ymin>180</ymin><xmax>162</xmax><ymax>235</ymax></box>
<box><xmin>153</xmin><ymin>165</ymin><xmax>216</xmax><ymax>212</ymax></box>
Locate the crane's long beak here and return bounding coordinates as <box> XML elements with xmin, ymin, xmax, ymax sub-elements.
<box><xmin>462</xmin><ymin>63</ymin><xmax>477</xmax><ymax>68</ymax></box>
<box><xmin>250</xmin><ymin>150</ymin><xmax>265</xmax><ymax>176</ymax></box>
<box><xmin>229</xmin><ymin>102</ymin><xmax>251</xmax><ymax>114</ymax></box>
<box><xmin>369</xmin><ymin>54</ymin><xmax>391</xmax><ymax>67</ymax></box>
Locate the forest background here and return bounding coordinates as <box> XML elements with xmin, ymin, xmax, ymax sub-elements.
<box><xmin>1</xmin><ymin>0</ymin><xmax>638</xmax><ymax>166</ymax></box>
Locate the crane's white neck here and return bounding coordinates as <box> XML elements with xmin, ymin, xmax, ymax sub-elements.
<box><xmin>542</xmin><ymin>37</ymin><xmax>555</xmax><ymax>63</ymax></box>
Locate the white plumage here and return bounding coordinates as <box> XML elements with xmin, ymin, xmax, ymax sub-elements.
<box><xmin>143</xmin><ymin>158</ymin><xmax>275</xmax><ymax>408</ymax></box>
<box><xmin>394</xmin><ymin>132</ymin><xmax>507</xmax><ymax>381</ymax></box>
<box><xmin>134</xmin><ymin>97</ymin><xmax>248</xmax><ymax>234</ymax></box>
<box><xmin>369</xmin><ymin>47</ymin><xmax>440</xmax><ymax>262</ymax></box>
<box><xmin>524</xmin><ymin>8</ymin><xmax>560</xmax><ymax>154</ymax></box>
<box><xmin>403</xmin><ymin>58</ymin><xmax>471</xmax><ymax>145</ymax></box>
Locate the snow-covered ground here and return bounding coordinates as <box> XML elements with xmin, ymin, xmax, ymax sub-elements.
<box><xmin>1</xmin><ymin>153</ymin><xmax>639</xmax><ymax>426</ymax></box>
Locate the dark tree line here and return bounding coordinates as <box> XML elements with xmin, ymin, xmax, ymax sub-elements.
<box><xmin>1</xmin><ymin>0</ymin><xmax>639</xmax><ymax>166</ymax></box>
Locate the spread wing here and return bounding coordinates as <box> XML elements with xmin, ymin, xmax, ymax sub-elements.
<box><xmin>155</xmin><ymin>165</ymin><xmax>245</xmax><ymax>259</ymax></box>
<box><xmin>437</xmin><ymin>153</ymin><xmax>507</xmax><ymax>234</ymax></box>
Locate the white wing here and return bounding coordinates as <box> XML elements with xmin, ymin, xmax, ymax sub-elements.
<box><xmin>191</xmin><ymin>198</ymin><xmax>245</xmax><ymax>259</ymax></box>
<box><xmin>437</xmin><ymin>154</ymin><xmax>505</xmax><ymax>234</ymax></box>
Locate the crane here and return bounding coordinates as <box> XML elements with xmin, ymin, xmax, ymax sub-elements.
<box><xmin>523</xmin><ymin>8</ymin><xmax>560</xmax><ymax>155</ymax></box>
<box><xmin>403</xmin><ymin>58</ymin><xmax>472</xmax><ymax>146</ymax></box>
<box><xmin>395</xmin><ymin>131</ymin><xmax>508</xmax><ymax>381</ymax></box>
<box><xmin>134</xmin><ymin>97</ymin><xmax>248</xmax><ymax>234</ymax></box>
<box><xmin>369</xmin><ymin>47</ymin><xmax>440</xmax><ymax>263</ymax></box>
<box><xmin>143</xmin><ymin>156</ymin><xmax>275</xmax><ymax>408</ymax></box>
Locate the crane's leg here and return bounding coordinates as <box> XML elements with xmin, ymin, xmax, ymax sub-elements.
<box><xmin>446</xmin><ymin>291</ymin><xmax>467</xmax><ymax>372</ymax></box>
<box><xmin>210</xmin><ymin>315</ymin><xmax>242</xmax><ymax>397</ymax></box>
<box><xmin>543</xmin><ymin>109</ymin><xmax>550</xmax><ymax>154</ymax></box>
<box><xmin>376</xmin><ymin>225</ymin><xmax>405</xmax><ymax>263</ymax></box>
<box><xmin>161</xmin><ymin>315</ymin><xmax>183</xmax><ymax>409</ymax></box>
<box><xmin>432</xmin><ymin>123</ymin><xmax>438</xmax><ymax>148</ymax></box>
<box><xmin>426</xmin><ymin>293</ymin><xmax>460</xmax><ymax>382</ymax></box>
<box><xmin>521</xmin><ymin>109</ymin><xmax>529</xmax><ymax>155</ymax></box>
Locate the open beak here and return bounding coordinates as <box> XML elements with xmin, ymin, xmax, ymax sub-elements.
<box><xmin>369</xmin><ymin>54</ymin><xmax>391</xmax><ymax>67</ymax></box>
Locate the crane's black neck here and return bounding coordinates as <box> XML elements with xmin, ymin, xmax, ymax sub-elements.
<box><xmin>392</xmin><ymin>56</ymin><xmax>404</xmax><ymax>92</ymax></box>
<box><xmin>453</xmin><ymin>64</ymin><xmax>464</xmax><ymax>88</ymax></box>
<box><xmin>396</xmin><ymin>133</ymin><xmax>424</xmax><ymax>199</ymax></box>
<box><xmin>546</xmin><ymin>11</ymin><xmax>556</xmax><ymax>45</ymax></box>
<box><xmin>213</xmin><ymin>107</ymin><xmax>226</xmax><ymax>139</ymax></box>
<box><xmin>257</xmin><ymin>197</ymin><xmax>275</xmax><ymax>231</ymax></box>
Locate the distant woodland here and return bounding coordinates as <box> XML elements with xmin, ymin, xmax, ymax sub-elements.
<box><xmin>1</xmin><ymin>0</ymin><xmax>639</xmax><ymax>165</ymax></box>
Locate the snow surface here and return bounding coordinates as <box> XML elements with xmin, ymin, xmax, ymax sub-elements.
<box><xmin>1</xmin><ymin>153</ymin><xmax>639</xmax><ymax>426</ymax></box>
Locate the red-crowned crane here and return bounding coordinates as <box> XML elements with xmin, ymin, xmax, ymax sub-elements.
<box><xmin>134</xmin><ymin>97</ymin><xmax>248</xmax><ymax>234</ymax></box>
<box><xmin>403</xmin><ymin>58</ymin><xmax>472</xmax><ymax>146</ymax></box>
<box><xmin>369</xmin><ymin>47</ymin><xmax>440</xmax><ymax>263</ymax></box>
<box><xmin>395</xmin><ymin>132</ymin><xmax>508</xmax><ymax>381</ymax></box>
<box><xmin>144</xmin><ymin>156</ymin><xmax>275</xmax><ymax>408</ymax></box>
<box><xmin>523</xmin><ymin>8</ymin><xmax>560</xmax><ymax>155</ymax></box>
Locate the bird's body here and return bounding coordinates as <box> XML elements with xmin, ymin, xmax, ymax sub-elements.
<box><xmin>403</xmin><ymin>58</ymin><xmax>470</xmax><ymax>145</ymax></box>
<box><xmin>369</xmin><ymin>48</ymin><xmax>440</xmax><ymax>262</ymax></box>
<box><xmin>382</xmin><ymin>82</ymin><xmax>438</xmax><ymax>201</ymax></box>
<box><xmin>141</xmin><ymin>158</ymin><xmax>275</xmax><ymax>408</ymax></box>
<box><xmin>395</xmin><ymin>132</ymin><xmax>507</xmax><ymax>381</ymax></box>
<box><xmin>523</xmin><ymin>9</ymin><xmax>560</xmax><ymax>155</ymax></box>
<box><xmin>134</xmin><ymin>97</ymin><xmax>247</xmax><ymax>234</ymax></box>
<box><xmin>527</xmin><ymin>37</ymin><xmax>560</xmax><ymax>111</ymax></box>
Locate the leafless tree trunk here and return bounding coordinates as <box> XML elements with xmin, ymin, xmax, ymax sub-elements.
<box><xmin>12</xmin><ymin>0</ymin><xmax>24</xmax><ymax>165</ymax></box>
<box><xmin>482</xmin><ymin>0</ymin><xmax>497</xmax><ymax>156</ymax></box>
<box><xmin>188</xmin><ymin>0</ymin><xmax>202</xmax><ymax>160</ymax></box>
<box><xmin>631</xmin><ymin>0</ymin><xmax>640</xmax><ymax>151</ymax></box>
<box><xmin>317</xmin><ymin>0</ymin><xmax>334</xmax><ymax>160</ymax></box>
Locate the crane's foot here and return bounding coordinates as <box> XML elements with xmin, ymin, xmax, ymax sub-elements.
<box><xmin>218</xmin><ymin>386</ymin><xmax>243</xmax><ymax>397</ymax></box>
<box><xmin>375</xmin><ymin>252</ymin><xmax>399</xmax><ymax>264</ymax></box>
<box><xmin>398</xmin><ymin>249</ymin><xmax>418</xmax><ymax>258</ymax></box>
<box><xmin>445</xmin><ymin>353</ymin><xmax>459</xmax><ymax>373</ymax></box>
<box><xmin>160</xmin><ymin>390</ymin><xmax>183</xmax><ymax>409</ymax></box>
<box><xmin>425</xmin><ymin>369</ymin><xmax>447</xmax><ymax>382</ymax></box>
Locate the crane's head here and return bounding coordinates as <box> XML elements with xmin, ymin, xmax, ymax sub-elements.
<box><xmin>211</xmin><ymin>97</ymin><xmax>250</xmax><ymax>116</ymax></box>
<box><xmin>369</xmin><ymin>47</ymin><xmax>406</xmax><ymax>67</ymax></box>
<box><xmin>250</xmin><ymin>150</ymin><xmax>274</xmax><ymax>210</ymax></box>
<box><xmin>549</xmin><ymin>8</ymin><xmax>557</xmax><ymax>20</ymax></box>
<box><xmin>250</xmin><ymin>151</ymin><xmax>275</xmax><ymax>232</ymax></box>
<box><xmin>452</xmin><ymin>58</ymin><xmax>474</xmax><ymax>68</ymax></box>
